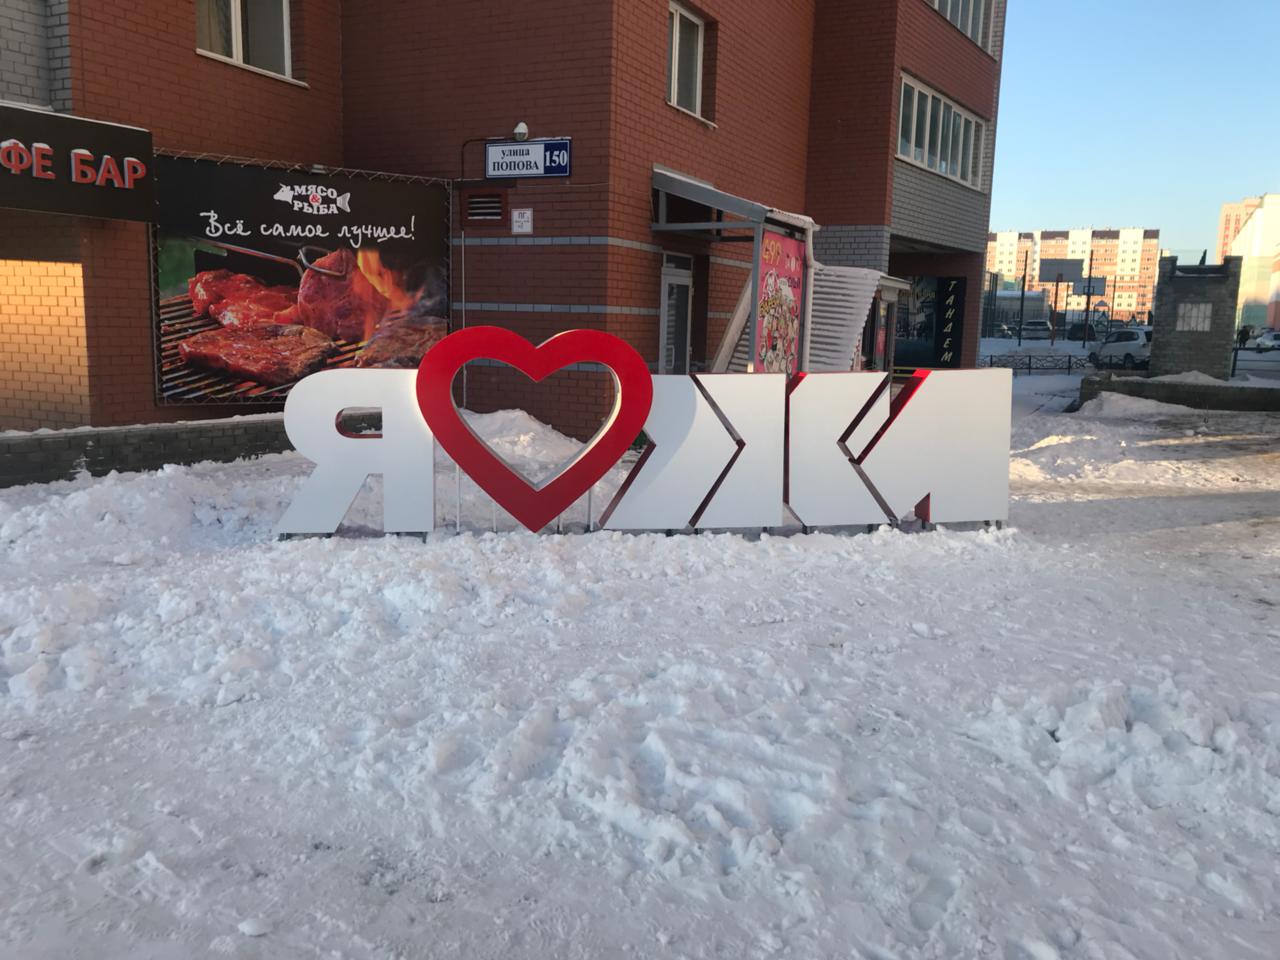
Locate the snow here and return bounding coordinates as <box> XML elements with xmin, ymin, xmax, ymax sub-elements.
<box><xmin>3</xmin><ymin>403</ymin><xmax>1280</xmax><ymax>959</ymax></box>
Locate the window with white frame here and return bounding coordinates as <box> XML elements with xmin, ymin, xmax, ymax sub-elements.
<box><xmin>667</xmin><ymin>2</ymin><xmax>704</xmax><ymax>116</ymax></box>
<box><xmin>1176</xmin><ymin>302</ymin><xmax>1213</xmax><ymax>332</ymax></box>
<box><xmin>928</xmin><ymin>0</ymin><xmax>992</xmax><ymax>50</ymax></box>
<box><xmin>196</xmin><ymin>0</ymin><xmax>292</xmax><ymax>78</ymax></box>
<box><xmin>898</xmin><ymin>77</ymin><xmax>985</xmax><ymax>189</ymax></box>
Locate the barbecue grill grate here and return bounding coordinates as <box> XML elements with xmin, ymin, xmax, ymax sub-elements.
<box><xmin>158</xmin><ymin>295</ymin><xmax>368</xmax><ymax>402</ymax></box>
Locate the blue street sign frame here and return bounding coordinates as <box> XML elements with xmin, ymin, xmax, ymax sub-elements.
<box><xmin>484</xmin><ymin>138</ymin><xmax>572</xmax><ymax>179</ymax></box>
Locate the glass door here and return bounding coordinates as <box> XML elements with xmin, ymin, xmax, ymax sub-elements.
<box><xmin>660</xmin><ymin>262</ymin><xmax>693</xmax><ymax>375</ymax></box>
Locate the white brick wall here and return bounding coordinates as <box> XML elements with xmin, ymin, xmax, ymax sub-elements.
<box><xmin>1</xmin><ymin>0</ymin><xmax>69</xmax><ymax>109</ymax></box>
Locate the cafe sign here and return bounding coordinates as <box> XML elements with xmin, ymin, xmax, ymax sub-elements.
<box><xmin>0</xmin><ymin>103</ymin><xmax>154</xmax><ymax>221</ymax></box>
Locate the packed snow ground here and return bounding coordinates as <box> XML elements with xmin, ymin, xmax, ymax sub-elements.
<box><xmin>2</xmin><ymin>391</ymin><xmax>1280</xmax><ymax>959</ymax></box>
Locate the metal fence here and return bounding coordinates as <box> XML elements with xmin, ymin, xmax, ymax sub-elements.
<box><xmin>977</xmin><ymin>354</ymin><xmax>1095</xmax><ymax>375</ymax></box>
<box><xmin>1231</xmin><ymin>347</ymin><xmax>1280</xmax><ymax>380</ymax></box>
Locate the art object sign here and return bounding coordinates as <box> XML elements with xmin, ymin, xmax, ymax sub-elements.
<box><xmin>0</xmin><ymin>103</ymin><xmax>154</xmax><ymax>221</ymax></box>
<box><xmin>152</xmin><ymin>156</ymin><xmax>449</xmax><ymax>404</ymax></box>
<box><xmin>275</xmin><ymin>327</ymin><xmax>1011</xmax><ymax>537</ymax></box>
<box><xmin>484</xmin><ymin>138</ymin><xmax>571</xmax><ymax>179</ymax></box>
<box><xmin>756</xmin><ymin>231</ymin><xmax>805</xmax><ymax>374</ymax></box>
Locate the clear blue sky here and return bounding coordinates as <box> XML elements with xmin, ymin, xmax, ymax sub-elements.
<box><xmin>989</xmin><ymin>0</ymin><xmax>1278</xmax><ymax>260</ymax></box>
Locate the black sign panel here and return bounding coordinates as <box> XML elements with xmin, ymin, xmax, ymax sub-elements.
<box><xmin>154</xmin><ymin>156</ymin><xmax>447</xmax><ymax>262</ymax></box>
<box><xmin>934</xmin><ymin>276</ymin><xmax>965</xmax><ymax>368</ymax></box>
<box><xmin>153</xmin><ymin>156</ymin><xmax>451</xmax><ymax>404</ymax></box>
<box><xmin>0</xmin><ymin>103</ymin><xmax>154</xmax><ymax>221</ymax></box>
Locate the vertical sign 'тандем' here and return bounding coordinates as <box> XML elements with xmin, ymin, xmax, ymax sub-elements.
<box><xmin>934</xmin><ymin>276</ymin><xmax>965</xmax><ymax>367</ymax></box>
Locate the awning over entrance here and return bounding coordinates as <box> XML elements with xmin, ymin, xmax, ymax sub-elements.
<box><xmin>652</xmin><ymin>167</ymin><xmax>881</xmax><ymax>375</ymax></box>
<box><xmin>652</xmin><ymin>167</ymin><xmax>812</xmax><ymax>238</ymax></box>
<box><xmin>652</xmin><ymin>167</ymin><xmax>813</xmax><ymax>373</ymax></box>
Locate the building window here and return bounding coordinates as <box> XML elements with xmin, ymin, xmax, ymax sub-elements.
<box><xmin>1176</xmin><ymin>302</ymin><xmax>1213</xmax><ymax>332</ymax></box>
<box><xmin>196</xmin><ymin>0</ymin><xmax>291</xmax><ymax>78</ymax></box>
<box><xmin>929</xmin><ymin>0</ymin><xmax>992</xmax><ymax>50</ymax></box>
<box><xmin>667</xmin><ymin>2</ymin><xmax>704</xmax><ymax>116</ymax></box>
<box><xmin>898</xmin><ymin>76</ymin><xmax>985</xmax><ymax>190</ymax></box>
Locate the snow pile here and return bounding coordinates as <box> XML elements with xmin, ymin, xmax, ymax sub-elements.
<box><xmin>3</xmin><ymin>402</ymin><xmax>1280</xmax><ymax>958</ymax></box>
<box><xmin>1076</xmin><ymin>392</ymin><xmax>1198</xmax><ymax>418</ymax></box>
<box><xmin>971</xmin><ymin>679</ymin><xmax>1280</xmax><ymax>816</ymax></box>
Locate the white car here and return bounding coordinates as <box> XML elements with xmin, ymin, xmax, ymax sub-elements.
<box><xmin>1091</xmin><ymin>327</ymin><xmax>1152</xmax><ymax>369</ymax></box>
<box><xmin>1019</xmin><ymin>320</ymin><xmax>1051</xmax><ymax>340</ymax></box>
<box><xmin>1251</xmin><ymin>330</ymin><xmax>1280</xmax><ymax>351</ymax></box>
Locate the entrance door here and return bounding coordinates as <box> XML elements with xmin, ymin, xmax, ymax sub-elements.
<box><xmin>660</xmin><ymin>257</ymin><xmax>693</xmax><ymax>374</ymax></box>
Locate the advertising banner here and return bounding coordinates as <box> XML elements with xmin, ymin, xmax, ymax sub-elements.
<box><xmin>153</xmin><ymin>156</ymin><xmax>449</xmax><ymax>403</ymax></box>
<box><xmin>0</xmin><ymin>103</ymin><xmax>154</xmax><ymax>221</ymax></box>
<box><xmin>756</xmin><ymin>231</ymin><xmax>805</xmax><ymax>375</ymax></box>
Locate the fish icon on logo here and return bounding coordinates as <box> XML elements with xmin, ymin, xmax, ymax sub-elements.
<box><xmin>273</xmin><ymin>184</ymin><xmax>351</xmax><ymax>214</ymax></box>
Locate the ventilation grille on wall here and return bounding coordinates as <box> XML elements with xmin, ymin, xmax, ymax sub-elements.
<box><xmin>466</xmin><ymin>194</ymin><xmax>504</xmax><ymax>221</ymax></box>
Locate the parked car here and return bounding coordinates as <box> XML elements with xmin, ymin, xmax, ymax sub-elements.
<box><xmin>1067</xmin><ymin>322</ymin><xmax>1100</xmax><ymax>341</ymax></box>
<box><xmin>1090</xmin><ymin>327</ymin><xmax>1152</xmax><ymax>369</ymax></box>
<box><xmin>1252</xmin><ymin>330</ymin><xmax>1280</xmax><ymax>352</ymax></box>
<box><xmin>1019</xmin><ymin>320</ymin><xmax>1051</xmax><ymax>340</ymax></box>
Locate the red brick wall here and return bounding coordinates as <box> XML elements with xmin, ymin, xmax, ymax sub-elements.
<box><xmin>53</xmin><ymin>0</ymin><xmax>346</xmax><ymax>427</ymax></box>
<box><xmin>608</xmin><ymin>0</ymin><xmax>815</xmax><ymax>243</ymax></box>
<box><xmin>806</xmin><ymin>0</ymin><xmax>900</xmax><ymax>226</ymax></box>
<box><xmin>68</xmin><ymin>0</ymin><xmax>344</xmax><ymax>163</ymax></box>
<box><xmin>896</xmin><ymin>0</ymin><xmax>998</xmax><ymax>120</ymax></box>
<box><xmin>0</xmin><ymin>211</ymin><xmax>89</xmax><ymax>431</ymax></box>
<box><xmin>807</xmin><ymin>0</ymin><xmax>1000</xmax><ymax>229</ymax></box>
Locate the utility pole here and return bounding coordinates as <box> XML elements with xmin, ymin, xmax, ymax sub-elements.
<box><xmin>1050</xmin><ymin>273</ymin><xmax>1062</xmax><ymax>344</ymax></box>
<box><xmin>1082</xmin><ymin>247</ymin><xmax>1095</xmax><ymax>349</ymax></box>
<box><xmin>1017</xmin><ymin>248</ymin><xmax>1028</xmax><ymax>346</ymax></box>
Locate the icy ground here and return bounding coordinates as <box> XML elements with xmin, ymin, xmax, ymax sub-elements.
<box><xmin>2</xmin><ymin>386</ymin><xmax>1279</xmax><ymax>959</ymax></box>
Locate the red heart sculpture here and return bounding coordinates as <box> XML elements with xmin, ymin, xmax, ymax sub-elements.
<box><xmin>416</xmin><ymin>326</ymin><xmax>654</xmax><ymax>533</ymax></box>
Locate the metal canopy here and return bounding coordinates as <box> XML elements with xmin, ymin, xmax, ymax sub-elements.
<box><xmin>651</xmin><ymin>167</ymin><xmax>814</xmax><ymax>371</ymax></box>
<box><xmin>651</xmin><ymin>168</ymin><xmax>806</xmax><ymax>236</ymax></box>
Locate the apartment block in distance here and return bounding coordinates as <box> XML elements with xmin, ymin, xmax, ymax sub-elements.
<box><xmin>1218</xmin><ymin>197</ymin><xmax>1262</xmax><ymax>264</ymax></box>
<box><xmin>985</xmin><ymin>228</ymin><xmax>1161</xmax><ymax>321</ymax></box>
<box><xmin>1229</xmin><ymin>193</ymin><xmax>1280</xmax><ymax>330</ymax></box>
<box><xmin>1</xmin><ymin>0</ymin><xmax>1008</xmax><ymax>436</ymax></box>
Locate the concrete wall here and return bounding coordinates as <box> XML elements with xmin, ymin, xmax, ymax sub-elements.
<box><xmin>890</xmin><ymin>160</ymin><xmax>990</xmax><ymax>253</ymax></box>
<box><xmin>813</xmin><ymin>225</ymin><xmax>892</xmax><ymax>271</ymax></box>
<box><xmin>1079</xmin><ymin>373</ymin><xmax>1280</xmax><ymax>412</ymax></box>
<box><xmin>1149</xmin><ymin>256</ymin><xmax>1242</xmax><ymax>380</ymax></box>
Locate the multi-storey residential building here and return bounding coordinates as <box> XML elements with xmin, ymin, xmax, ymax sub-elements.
<box><xmin>984</xmin><ymin>227</ymin><xmax>1161</xmax><ymax>322</ymax></box>
<box><xmin>1229</xmin><ymin>193</ymin><xmax>1280</xmax><ymax>330</ymax></box>
<box><xmin>1218</xmin><ymin>197</ymin><xmax>1262</xmax><ymax>263</ymax></box>
<box><xmin>1</xmin><ymin>0</ymin><xmax>1007</xmax><ymax>435</ymax></box>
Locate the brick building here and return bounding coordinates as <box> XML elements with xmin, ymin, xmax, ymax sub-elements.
<box><xmin>985</xmin><ymin>227</ymin><xmax>1161</xmax><ymax>323</ymax></box>
<box><xmin>1218</xmin><ymin>197</ymin><xmax>1261</xmax><ymax>265</ymax></box>
<box><xmin>1</xmin><ymin>0</ymin><xmax>1006</xmax><ymax>436</ymax></box>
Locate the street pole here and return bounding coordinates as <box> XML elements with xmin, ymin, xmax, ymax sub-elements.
<box><xmin>1081</xmin><ymin>248</ymin><xmax>1094</xmax><ymax>349</ymax></box>
<box><xmin>1017</xmin><ymin>248</ymin><xmax>1028</xmax><ymax>345</ymax></box>
<box><xmin>1051</xmin><ymin>273</ymin><xmax>1062</xmax><ymax>344</ymax></box>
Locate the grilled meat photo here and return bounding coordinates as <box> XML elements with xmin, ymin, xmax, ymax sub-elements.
<box><xmin>176</xmin><ymin>323</ymin><xmax>336</xmax><ymax>386</ymax></box>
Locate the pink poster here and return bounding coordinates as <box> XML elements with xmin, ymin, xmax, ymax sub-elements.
<box><xmin>756</xmin><ymin>231</ymin><xmax>805</xmax><ymax>374</ymax></box>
